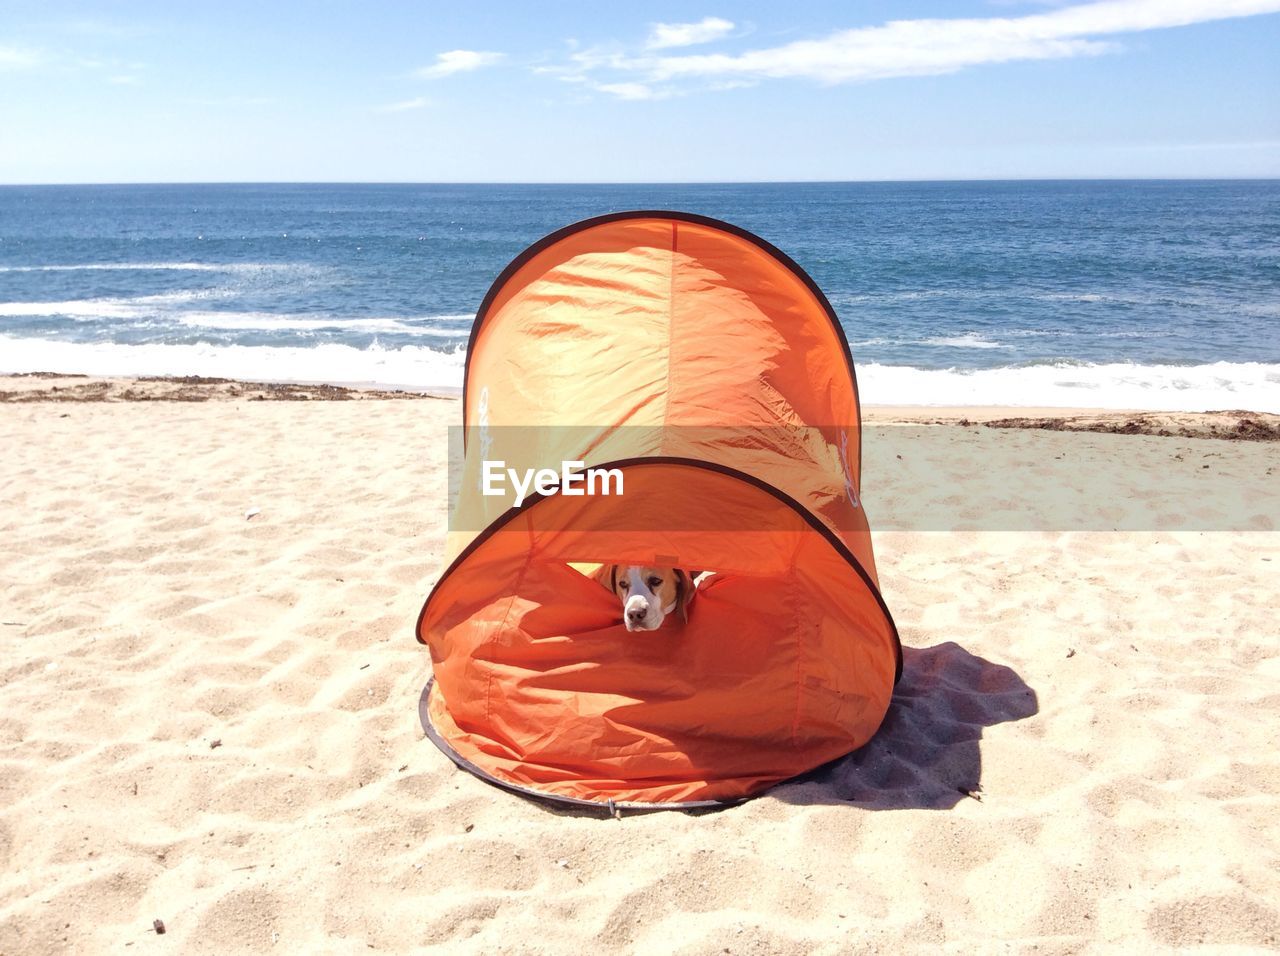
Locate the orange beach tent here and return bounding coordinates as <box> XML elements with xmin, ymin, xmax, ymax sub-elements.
<box><xmin>416</xmin><ymin>211</ymin><xmax>900</xmax><ymax>809</ymax></box>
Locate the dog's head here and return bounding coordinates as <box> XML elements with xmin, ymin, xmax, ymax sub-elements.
<box><xmin>596</xmin><ymin>565</ymin><xmax>695</xmax><ymax>632</ymax></box>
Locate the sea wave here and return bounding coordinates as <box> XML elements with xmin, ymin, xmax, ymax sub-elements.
<box><xmin>857</xmin><ymin>361</ymin><xmax>1280</xmax><ymax>413</ymax></box>
<box><xmin>0</xmin><ymin>300</ymin><xmax>145</xmax><ymax>319</ymax></box>
<box><xmin>919</xmin><ymin>333</ymin><xmax>1010</xmax><ymax>350</ymax></box>
<box><xmin>847</xmin><ymin>332</ymin><xmax>1015</xmax><ymax>350</ymax></box>
<box><xmin>170</xmin><ymin>312</ymin><xmax>469</xmax><ymax>336</ymax></box>
<box><xmin>0</xmin><ymin>262</ymin><xmax>303</xmax><ymax>273</ymax></box>
<box><xmin>831</xmin><ymin>287</ymin><xmax>1280</xmax><ymax>318</ymax></box>
<box><xmin>2</xmin><ymin>336</ymin><xmax>1277</xmax><ymax>411</ymax></box>
<box><xmin>0</xmin><ymin>298</ymin><xmax>474</xmax><ymax>336</ymax></box>
<box><xmin>0</xmin><ymin>336</ymin><xmax>467</xmax><ymax>390</ymax></box>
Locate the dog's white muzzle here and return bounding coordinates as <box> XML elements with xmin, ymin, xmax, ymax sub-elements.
<box><xmin>624</xmin><ymin>594</ymin><xmax>663</xmax><ymax>632</ymax></box>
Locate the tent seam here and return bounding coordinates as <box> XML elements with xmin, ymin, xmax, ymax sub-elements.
<box><xmin>459</xmin><ymin>211</ymin><xmax>863</xmax><ymax>450</ymax></box>
<box><xmin>665</xmin><ymin>220</ymin><xmax>677</xmax><ymax>443</ymax></box>
<box><xmin>482</xmin><ymin>515</ymin><xmax>536</xmax><ymax>727</ymax></box>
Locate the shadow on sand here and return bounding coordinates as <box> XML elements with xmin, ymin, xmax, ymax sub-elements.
<box><xmin>769</xmin><ymin>641</ymin><xmax>1039</xmax><ymax>811</ymax></box>
<box><xmin>423</xmin><ymin>641</ymin><xmax>1038</xmax><ymax>817</ymax></box>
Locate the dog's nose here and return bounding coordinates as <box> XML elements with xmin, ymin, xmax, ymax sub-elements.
<box><xmin>626</xmin><ymin>605</ymin><xmax>647</xmax><ymax>623</ymax></box>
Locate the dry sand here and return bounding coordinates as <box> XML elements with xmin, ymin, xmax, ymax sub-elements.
<box><xmin>1</xmin><ymin>375</ymin><xmax>1277</xmax><ymax>953</ymax></box>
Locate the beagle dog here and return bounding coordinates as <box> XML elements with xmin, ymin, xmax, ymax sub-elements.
<box><xmin>591</xmin><ymin>565</ymin><xmax>696</xmax><ymax>632</ymax></box>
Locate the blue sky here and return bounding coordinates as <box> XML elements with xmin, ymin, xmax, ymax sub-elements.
<box><xmin>1</xmin><ymin>1</ymin><xmax>1278</xmax><ymax>183</ymax></box>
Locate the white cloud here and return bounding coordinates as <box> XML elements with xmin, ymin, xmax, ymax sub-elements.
<box><xmin>376</xmin><ymin>96</ymin><xmax>430</xmax><ymax>113</ymax></box>
<box><xmin>646</xmin><ymin>0</ymin><xmax>1280</xmax><ymax>84</ymax></box>
<box><xmin>554</xmin><ymin>0</ymin><xmax>1280</xmax><ymax>96</ymax></box>
<box><xmin>0</xmin><ymin>44</ymin><xmax>42</xmax><ymax>70</ymax></box>
<box><xmin>645</xmin><ymin>17</ymin><xmax>735</xmax><ymax>50</ymax></box>
<box><xmin>0</xmin><ymin>44</ymin><xmax>145</xmax><ymax>78</ymax></box>
<box><xmin>594</xmin><ymin>82</ymin><xmax>671</xmax><ymax>101</ymax></box>
<box><xmin>414</xmin><ymin>50</ymin><xmax>504</xmax><ymax>79</ymax></box>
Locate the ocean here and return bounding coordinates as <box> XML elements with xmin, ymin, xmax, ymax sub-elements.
<box><xmin>1</xmin><ymin>181</ymin><xmax>1277</xmax><ymax>411</ymax></box>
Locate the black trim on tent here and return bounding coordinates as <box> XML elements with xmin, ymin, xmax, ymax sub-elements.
<box><xmin>418</xmin><ymin>680</ymin><xmax>740</xmax><ymax>815</ymax></box>
<box><xmin>459</xmin><ymin>209</ymin><xmax>865</xmax><ymax>480</ymax></box>
<box><xmin>415</xmin><ymin>456</ymin><xmax>902</xmax><ymax>684</ymax></box>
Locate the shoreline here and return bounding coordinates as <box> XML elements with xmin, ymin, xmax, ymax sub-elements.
<box><xmin>4</xmin><ymin>373</ymin><xmax>1277</xmax><ymax>441</ymax></box>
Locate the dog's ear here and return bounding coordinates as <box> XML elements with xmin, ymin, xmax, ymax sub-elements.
<box><xmin>590</xmin><ymin>563</ymin><xmax>618</xmax><ymax>593</ymax></box>
<box><xmin>674</xmin><ymin>569</ymin><xmax>695</xmax><ymax>623</ymax></box>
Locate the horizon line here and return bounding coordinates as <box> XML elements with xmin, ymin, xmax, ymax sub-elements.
<box><xmin>2</xmin><ymin>176</ymin><xmax>1279</xmax><ymax>188</ymax></box>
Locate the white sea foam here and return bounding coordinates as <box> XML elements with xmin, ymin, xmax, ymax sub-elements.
<box><xmin>920</xmin><ymin>333</ymin><xmax>1010</xmax><ymax>350</ymax></box>
<box><xmin>170</xmin><ymin>312</ymin><xmax>467</xmax><ymax>336</ymax></box>
<box><xmin>858</xmin><ymin>361</ymin><xmax>1280</xmax><ymax>413</ymax></box>
<box><xmin>2</xmin><ymin>337</ymin><xmax>1277</xmax><ymax>411</ymax></box>
<box><xmin>0</xmin><ymin>296</ymin><xmax>231</xmax><ymax>320</ymax></box>
<box><xmin>0</xmin><ymin>336</ymin><xmax>467</xmax><ymax>390</ymax></box>
<box><xmin>832</xmin><ymin>289</ymin><xmax>972</xmax><ymax>303</ymax></box>
<box><xmin>0</xmin><ymin>300</ymin><xmax>145</xmax><ymax>319</ymax></box>
<box><xmin>848</xmin><ymin>333</ymin><xmax>1011</xmax><ymax>350</ymax></box>
<box><xmin>0</xmin><ymin>298</ymin><xmax>473</xmax><ymax>336</ymax></box>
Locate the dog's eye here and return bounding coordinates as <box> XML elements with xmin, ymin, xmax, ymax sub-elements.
<box><xmin>647</xmin><ymin>577</ymin><xmax>662</xmax><ymax>589</ymax></box>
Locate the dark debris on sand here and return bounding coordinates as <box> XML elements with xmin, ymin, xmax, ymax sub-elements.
<box><xmin>980</xmin><ymin>413</ymin><xmax>1280</xmax><ymax>442</ymax></box>
<box><xmin>0</xmin><ymin>374</ymin><xmax>451</xmax><ymax>403</ymax></box>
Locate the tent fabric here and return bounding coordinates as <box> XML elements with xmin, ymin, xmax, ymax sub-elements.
<box><xmin>417</xmin><ymin>211</ymin><xmax>900</xmax><ymax>806</ymax></box>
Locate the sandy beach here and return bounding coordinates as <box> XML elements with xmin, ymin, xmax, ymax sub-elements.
<box><xmin>1</xmin><ymin>374</ymin><xmax>1277</xmax><ymax>953</ymax></box>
